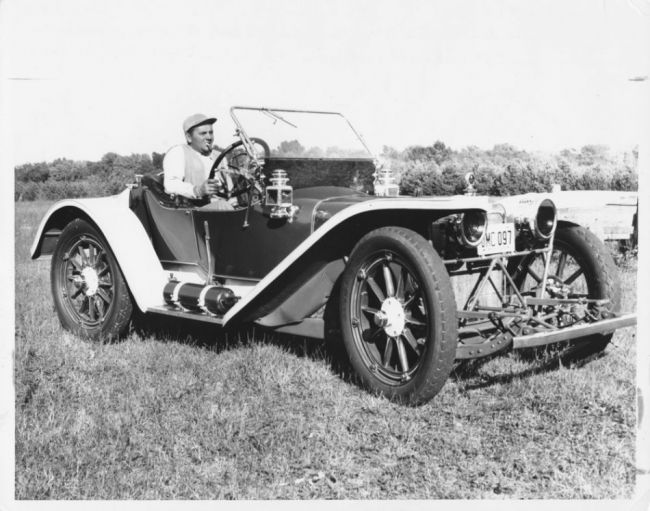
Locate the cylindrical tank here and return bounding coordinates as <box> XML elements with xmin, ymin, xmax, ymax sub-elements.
<box><xmin>163</xmin><ymin>282</ymin><xmax>238</xmax><ymax>315</ymax></box>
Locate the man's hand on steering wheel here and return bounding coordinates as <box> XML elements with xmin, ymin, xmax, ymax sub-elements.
<box><xmin>206</xmin><ymin>170</ymin><xmax>246</xmax><ymax>200</ymax></box>
<box><xmin>193</xmin><ymin>178</ymin><xmax>220</xmax><ymax>198</ymax></box>
<box><xmin>206</xmin><ymin>137</ymin><xmax>269</xmax><ymax>206</ymax></box>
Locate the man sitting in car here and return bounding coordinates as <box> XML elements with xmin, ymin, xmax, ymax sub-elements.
<box><xmin>163</xmin><ymin>113</ymin><xmax>235</xmax><ymax>209</ymax></box>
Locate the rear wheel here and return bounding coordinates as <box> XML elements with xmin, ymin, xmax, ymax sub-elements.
<box><xmin>339</xmin><ymin>227</ymin><xmax>457</xmax><ymax>405</ymax></box>
<box><xmin>51</xmin><ymin>219</ymin><xmax>134</xmax><ymax>341</ymax></box>
<box><xmin>510</xmin><ymin>224</ymin><xmax>621</xmax><ymax>360</ymax></box>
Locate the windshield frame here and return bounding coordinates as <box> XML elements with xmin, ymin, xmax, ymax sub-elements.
<box><xmin>229</xmin><ymin>106</ymin><xmax>376</xmax><ymax>162</ymax></box>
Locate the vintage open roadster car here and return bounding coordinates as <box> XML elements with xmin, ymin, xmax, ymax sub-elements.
<box><xmin>31</xmin><ymin>107</ymin><xmax>637</xmax><ymax>404</ymax></box>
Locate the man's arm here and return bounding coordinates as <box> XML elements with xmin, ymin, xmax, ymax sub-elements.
<box><xmin>163</xmin><ymin>146</ymin><xmax>199</xmax><ymax>198</ymax></box>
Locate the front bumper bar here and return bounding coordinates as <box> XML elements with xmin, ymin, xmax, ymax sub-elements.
<box><xmin>512</xmin><ymin>313</ymin><xmax>637</xmax><ymax>349</ymax></box>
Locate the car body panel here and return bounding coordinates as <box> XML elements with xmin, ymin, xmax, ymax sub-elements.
<box><xmin>191</xmin><ymin>189</ymin><xmax>334</xmax><ymax>280</ymax></box>
<box><xmin>220</xmin><ymin>193</ymin><xmax>492</xmax><ymax>324</ymax></box>
<box><xmin>142</xmin><ymin>191</ymin><xmax>203</xmax><ymax>265</ymax></box>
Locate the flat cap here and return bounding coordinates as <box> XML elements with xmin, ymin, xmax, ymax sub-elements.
<box><xmin>183</xmin><ymin>113</ymin><xmax>217</xmax><ymax>133</ymax></box>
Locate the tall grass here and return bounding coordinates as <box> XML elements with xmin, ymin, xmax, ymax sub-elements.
<box><xmin>15</xmin><ymin>201</ymin><xmax>637</xmax><ymax>499</ymax></box>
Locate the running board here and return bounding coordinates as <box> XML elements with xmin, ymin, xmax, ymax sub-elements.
<box><xmin>146</xmin><ymin>305</ymin><xmax>225</xmax><ymax>325</ymax></box>
<box><xmin>512</xmin><ymin>313</ymin><xmax>636</xmax><ymax>349</ymax></box>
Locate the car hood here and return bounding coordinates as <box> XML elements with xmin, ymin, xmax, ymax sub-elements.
<box><xmin>293</xmin><ymin>187</ymin><xmax>372</xmax><ymax>232</ymax></box>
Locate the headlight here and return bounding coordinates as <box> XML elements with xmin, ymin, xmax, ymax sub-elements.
<box><xmin>454</xmin><ymin>210</ymin><xmax>487</xmax><ymax>247</ymax></box>
<box><xmin>534</xmin><ymin>199</ymin><xmax>556</xmax><ymax>239</ymax></box>
<box><xmin>493</xmin><ymin>195</ymin><xmax>557</xmax><ymax>241</ymax></box>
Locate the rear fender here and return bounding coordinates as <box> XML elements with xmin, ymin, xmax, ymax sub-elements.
<box><xmin>30</xmin><ymin>190</ymin><xmax>167</xmax><ymax>312</ymax></box>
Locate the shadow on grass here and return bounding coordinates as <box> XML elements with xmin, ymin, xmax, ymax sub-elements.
<box><xmin>130</xmin><ymin>290</ymin><xmax>609</xmax><ymax>399</ymax></box>
<box><xmin>451</xmin><ymin>344</ymin><xmax>607</xmax><ymax>391</ymax></box>
<box><xmin>130</xmin><ymin>287</ymin><xmax>356</xmax><ymax>385</ymax></box>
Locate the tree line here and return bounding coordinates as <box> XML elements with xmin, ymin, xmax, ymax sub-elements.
<box><xmin>15</xmin><ymin>152</ymin><xmax>165</xmax><ymax>201</ymax></box>
<box><xmin>386</xmin><ymin>142</ymin><xmax>638</xmax><ymax>196</ymax></box>
<box><xmin>14</xmin><ymin>142</ymin><xmax>638</xmax><ymax>201</ymax></box>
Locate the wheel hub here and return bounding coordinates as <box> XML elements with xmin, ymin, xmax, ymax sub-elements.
<box><xmin>373</xmin><ymin>310</ymin><xmax>388</xmax><ymax>328</ymax></box>
<box><xmin>547</xmin><ymin>275</ymin><xmax>571</xmax><ymax>298</ymax></box>
<box><xmin>81</xmin><ymin>266</ymin><xmax>99</xmax><ymax>296</ymax></box>
<box><xmin>376</xmin><ymin>297</ymin><xmax>406</xmax><ymax>337</ymax></box>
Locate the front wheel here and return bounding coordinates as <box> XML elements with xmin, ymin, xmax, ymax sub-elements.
<box><xmin>51</xmin><ymin>219</ymin><xmax>134</xmax><ymax>341</ymax></box>
<box><xmin>339</xmin><ymin>227</ymin><xmax>458</xmax><ymax>405</ymax></box>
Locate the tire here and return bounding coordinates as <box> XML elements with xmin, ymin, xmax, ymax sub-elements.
<box><xmin>339</xmin><ymin>227</ymin><xmax>458</xmax><ymax>405</ymax></box>
<box><xmin>51</xmin><ymin>218</ymin><xmax>134</xmax><ymax>341</ymax></box>
<box><xmin>510</xmin><ymin>224</ymin><xmax>621</xmax><ymax>360</ymax></box>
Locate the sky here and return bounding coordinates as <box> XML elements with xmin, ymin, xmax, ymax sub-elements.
<box><xmin>1</xmin><ymin>0</ymin><xmax>650</xmax><ymax>164</ymax></box>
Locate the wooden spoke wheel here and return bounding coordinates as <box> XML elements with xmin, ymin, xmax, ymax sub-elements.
<box><xmin>340</xmin><ymin>227</ymin><xmax>457</xmax><ymax>405</ymax></box>
<box><xmin>51</xmin><ymin>219</ymin><xmax>133</xmax><ymax>341</ymax></box>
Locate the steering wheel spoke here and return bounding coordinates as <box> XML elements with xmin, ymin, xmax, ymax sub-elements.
<box><xmin>209</xmin><ymin>137</ymin><xmax>270</xmax><ymax>180</ymax></box>
<box><xmin>208</xmin><ymin>137</ymin><xmax>270</xmax><ymax>208</ymax></box>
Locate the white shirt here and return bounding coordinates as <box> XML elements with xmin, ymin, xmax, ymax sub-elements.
<box><xmin>163</xmin><ymin>145</ymin><xmax>228</xmax><ymax>199</ymax></box>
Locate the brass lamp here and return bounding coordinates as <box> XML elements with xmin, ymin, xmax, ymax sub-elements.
<box><xmin>265</xmin><ymin>169</ymin><xmax>296</xmax><ymax>219</ymax></box>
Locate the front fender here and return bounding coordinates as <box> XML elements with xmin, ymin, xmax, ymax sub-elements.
<box><xmin>223</xmin><ymin>195</ymin><xmax>490</xmax><ymax>326</ymax></box>
<box><xmin>31</xmin><ymin>190</ymin><xmax>166</xmax><ymax>312</ymax></box>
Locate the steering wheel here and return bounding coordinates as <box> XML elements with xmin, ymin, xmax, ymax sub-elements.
<box><xmin>209</xmin><ymin>137</ymin><xmax>270</xmax><ymax>180</ymax></box>
<box><xmin>208</xmin><ymin>137</ymin><xmax>270</xmax><ymax>206</ymax></box>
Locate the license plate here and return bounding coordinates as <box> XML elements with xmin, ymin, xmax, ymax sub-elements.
<box><xmin>477</xmin><ymin>222</ymin><xmax>515</xmax><ymax>255</ymax></box>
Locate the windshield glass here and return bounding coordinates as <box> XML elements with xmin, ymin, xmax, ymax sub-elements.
<box><xmin>231</xmin><ymin>107</ymin><xmax>374</xmax><ymax>160</ymax></box>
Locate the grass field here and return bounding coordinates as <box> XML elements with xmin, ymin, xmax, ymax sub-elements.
<box><xmin>14</xmin><ymin>200</ymin><xmax>638</xmax><ymax>499</ymax></box>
